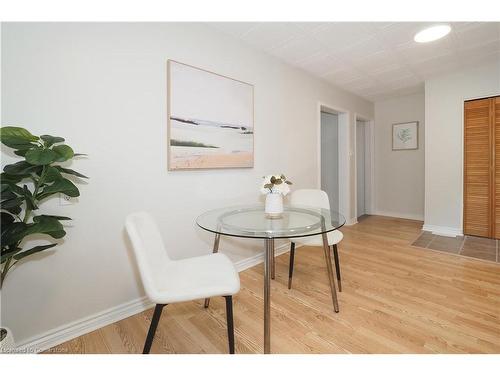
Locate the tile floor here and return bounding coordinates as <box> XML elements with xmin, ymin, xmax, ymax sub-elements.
<box><xmin>412</xmin><ymin>231</ymin><xmax>499</xmax><ymax>263</ymax></box>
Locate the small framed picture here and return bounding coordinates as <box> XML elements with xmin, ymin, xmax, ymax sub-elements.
<box><xmin>392</xmin><ymin>121</ymin><xmax>419</xmax><ymax>150</ymax></box>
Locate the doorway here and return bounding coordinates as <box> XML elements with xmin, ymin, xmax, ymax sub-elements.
<box><xmin>355</xmin><ymin>117</ymin><xmax>373</xmax><ymax>219</ymax></box>
<box><xmin>320</xmin><ymin>111</ymin><xmax>339</xmax><ymax>213</ymax></box>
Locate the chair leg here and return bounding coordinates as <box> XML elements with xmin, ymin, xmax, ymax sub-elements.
<box><xmin>288</xmin><ymin>242</ymin><xmax>295</xmax><ymax>289</ymax></box>
<box><xmin>332</xmin><ymin>244</ymin><xmax>342</xmax><ymax>292</ymax></box>
<box><xmin>224</xmin><ymin>296</ymin><xmax>235</xmax><ymax>354</ymax></box>
<box><xmin>143</xmin><ymin>304</ymin><xmax>166</xmax><ymax>354</ymax></box>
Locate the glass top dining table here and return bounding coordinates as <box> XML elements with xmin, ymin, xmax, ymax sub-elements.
<box><xmin>196</xmin><ymin>205</ymin><xmax>345</xmax><ymax>354</ymax></box>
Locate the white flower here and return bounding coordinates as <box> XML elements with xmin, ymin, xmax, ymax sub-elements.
<box><xmin>260</xmin><ymin>174</ymin><xmax>291</xmax><ymax>196</ymax></box>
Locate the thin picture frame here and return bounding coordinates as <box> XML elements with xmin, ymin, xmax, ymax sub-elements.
<box><xmin>167</xmin><ymin>59</ymin><xmax>255</xmax><ymax>171</ymax></box>
<box><xmin>392</xmin><ymin>121</ymin><xmax>419</xmax><ymax>151</ymax></box>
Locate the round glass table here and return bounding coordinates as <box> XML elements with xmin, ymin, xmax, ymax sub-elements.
<box><xmin>196</xmin><ymin>205</ymin><xmax>345</xmax><ymax>354</ymax></box>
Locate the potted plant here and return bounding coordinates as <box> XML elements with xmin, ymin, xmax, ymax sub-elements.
<box><xmin>0</xmin><ymin>126</ymin><xmax>87</xmax><ymax>352</ymax></box>
<box><xmin>260</xmin><ymin>174</ymin><xmax>292</xmax><ymax>218</ymax></box>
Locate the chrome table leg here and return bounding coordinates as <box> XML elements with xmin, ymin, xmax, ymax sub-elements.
<box><xmin>322</xmin><ymin>232</ymin><xmax>339</xmax><ymax>313</ymax></box>
<box><xmin>204</xmin><ymin>233</ymin><xmax>221</xmax><ymax>308</ymax></box>
<box><xmin>271</xmin><ymin>241</ymin><xmax>276</xmax><ymax>280</ymax></box>
<box><xmin>264</xmin><ymin>237</ymin><xmax>273</xmax><ymax>354</ymax></box>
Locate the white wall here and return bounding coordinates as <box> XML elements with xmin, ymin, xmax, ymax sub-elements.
<box><xmin>424</xmin><ymin>62</ymin><xmax>500</xmax><ymax>236</ymax></box>
<box><xmin>0</xmin><ymin>23</ymin><xmax>373</xmax><ymax>346</ymax></box>
<box><xmin>374</xmin><ymin>92</ymin><xmax>425</xmax><ymax>221</ymax></box>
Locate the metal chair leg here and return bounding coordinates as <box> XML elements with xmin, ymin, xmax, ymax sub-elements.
<box><xmin>224</xmin><ymin>296</ymin><xmax>235</xmax><ymax>354</ymax></box>
<box><xmin>143</xmin><ymin>304</ymin><xmax>166</xmax><ymax>354</ymax></box>
<box><xmin>204</xmin><ymin>233</ymin><xmax>221</xmax><ymax>308</ymax></box>
<box><xmin>288</xmin><ymin>242</ymin><xmax>295</xmax><ymax>289</ymax></box>
<box><xmin>332</xmin><ymin>244</ymin><xmax>342</xmax><ymax>292</ymax></box>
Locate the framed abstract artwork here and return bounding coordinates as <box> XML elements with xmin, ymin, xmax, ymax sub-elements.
<box><xmin>392</xmin><ymin>121</ymin><xmax>419</xmax><ymax>151</ymax></box>
<box><xmin>167</xmin><ymin>60</ymin><xmax>254</xmax><ymax>170</ymax></box>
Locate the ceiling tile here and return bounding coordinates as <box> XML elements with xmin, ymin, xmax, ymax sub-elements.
<box><xmin>310</xmin><ymin>23</ymin><xmax>375</xmax><ymax>51</ymax></box>
<box><xmin>205</xmin><ymin>22</ymin><xmax>500</xmax><ymax>102</ymax></box>
<box><xmin>240</xmin><ymin>23</ymin><xmax>301</xmax><ymax>51</ymax></box>
<box><xmin>270</xmin><ymin>35</ymin><xmax>324</xmax><ymax>63</ymax></box>
<box><xmin>207</xmin><ymin>22</ymin><xmax>259</xmax><ymax>38</ymax></box>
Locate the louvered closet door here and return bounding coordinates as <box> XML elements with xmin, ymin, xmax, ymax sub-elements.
<box><xmin>464</xmin><ymin>98</ymin><xmax>492</xmax><ymax>237</ymax></box>
<box><xmin>494</xmin><ymin>97</ymin><xmax>500</xmax><ymax>238</ymax></box>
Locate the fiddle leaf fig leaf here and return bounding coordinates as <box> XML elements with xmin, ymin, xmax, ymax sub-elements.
<box><xmin>41</xmin><ymin>135</ymin><xmax>65</xmax><ymax>147</ymax></box>
<box><xmin>52</xmin><ymin>145</ymin><xmax>74</xmax><ymax>162</ymax></box>
<box><xmin>38</xmin><ymin>178</ymin><xmax>80</xmax><ymax>199</ymax></box>
<box><xmin>55</xmin><ymin>166</ymin><xmax>88</xmax><ymax>179</ymax></box>
<box><xmin>3</xmin><ymin>161</ymin><xmax>39</xmax><ymax>176</ymax></box>
<box><xmin>44</xmin><ymin>166</ymin><xmax>63</xmax><ymax>183</ymax></box>
<box><xmin>0</xmin><ymin>126</ymin><xmax>39</xmax><ymax>149</ymax></box>
<box><xmin>25</xmin><ymin>148</ymin><xmax>58</xmax><ymax>166</ymax></box>
<box><xmin>13</xmin><ymin>243</ymin><xmax>58</xmax><ymax>261</ymax></box>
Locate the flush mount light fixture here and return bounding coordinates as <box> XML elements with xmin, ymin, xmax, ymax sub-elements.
<box><xmin>414</xmin><ymin>24</ymin><xmax>451</xmax><ymax>43</ymax></box>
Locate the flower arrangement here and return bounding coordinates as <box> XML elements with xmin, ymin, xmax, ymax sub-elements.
<box><xmin>260</xmin><ymin>174</ymin><xmax>292</xmax><ymax>196</ymax></box>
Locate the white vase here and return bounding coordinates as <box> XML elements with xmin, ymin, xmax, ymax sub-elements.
<box><xmin>265</xmin><ymin>193</ymin><xmax>284</xmax><ymax>218</ymax></box>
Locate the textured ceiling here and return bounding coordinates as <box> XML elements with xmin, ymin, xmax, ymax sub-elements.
<box><xmin>207</xmin><ymin>22</ymin><xmax>500</xmax><ymax>102</ymax></box>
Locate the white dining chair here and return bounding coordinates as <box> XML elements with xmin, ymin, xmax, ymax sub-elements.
<box><xmin>125</xmin><ymin>212</ymin><xmax>240</xmax><ymax>354</ymax></box>
<box><xmin>287</xmin><ymin>189</ymin><xmax>343</xmax><ymax>291</ymax></box>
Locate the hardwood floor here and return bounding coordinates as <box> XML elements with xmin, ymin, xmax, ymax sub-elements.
<box><xmin>47</xmin><ymin>215</ymin><xmax>500</xmax><ymax>354</ymax></box>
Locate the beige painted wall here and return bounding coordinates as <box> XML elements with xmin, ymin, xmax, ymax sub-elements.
<box><xmin>374</xmin><ymin>92</ymin><xmax>425</xmax><ymax>220</ymax></box>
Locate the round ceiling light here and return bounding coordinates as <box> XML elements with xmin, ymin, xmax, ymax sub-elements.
<box><xmin>414</xmin><ymin>24</ymin><xmax>451</xmax><ymax>43</ymax></box>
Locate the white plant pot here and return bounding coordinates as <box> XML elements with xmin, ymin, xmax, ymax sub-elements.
<box><xmin>0</xmin><ymin>327</ymin><xmax>15</xmax><ymax>353</ymax></box>
<box><xmin>265</xmin><ymin>193</ymin><xmax>284</xmax><ymax>218</ymax></box>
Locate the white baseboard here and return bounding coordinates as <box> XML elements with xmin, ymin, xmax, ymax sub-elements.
<box><xmin>422</xmin><ymin>224</ymin><xmax>463</xmax><ymax>237</ymax></box>
<box><xmin>345</xmin><ymin>217</ymin><xmax>358</xmax><ymax>225</ymax></box>
<box><xmin>374</xmin><ymin>210</ymin><xmax>424</xmax><ymax>221</ymax></box>
<box><xmin>15</xmin><ymin>296</ymin><xmax>154</xmax><ymax>353</ymax></box>
<box><xmin>15</xmin><ymin>243</ymin><xmax>297</xmax><ymax>353</ymax></box>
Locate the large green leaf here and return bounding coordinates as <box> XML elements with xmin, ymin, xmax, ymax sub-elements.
<box><xmin>41</xmin><ymin>135</ymin><xmax>65</xmax><ymax>147</ymax></box>
<box><xmin>38</xmin><ymin>178</ymin><xmax>79</xmax><ymax>199</ymax></box>
<box><xmin>55</xmin><ymin>166</ymin><xmax>88</xmax><ymax>179</ymax></box>
<box><xmin>0</xmin><ymin>126</ymin><xmax>39</xmax><ymax>149</ymax></box>
<box><xmin>33</xmin><ymin>214</ymin><xmax>71</xmax><ymax>222</ymax></box>
<box><xmin>52</xmin><ymin>145</ymin><xmax>74</xmax><ymax>162</ymax></box>
<box><xmin>3</xmin><ymin>161</ymin><xmax>40</xmax><ymax>176</ymax></box>
<box><xmin>23</xmin><ymin>185</ymin><xmax>38</xmax><ymax>210</ymax></box>
<box><xmin>25</xmin><ymin>148</ymin><xmax>58</xmax><ymax>166</ymax></box>
<box><xmin>1</xmin><ymin>222</ymin><xmax>27</xmax><ymax>248</ymax></box>
<box><xmin>13</xmin><ymin>243</ymin><xmax>58</xmax><ymax>261</ymax></box>
<box><xmin>1</xmin><ymin>246</ymin><xmax>23</xmax><ymax>264</ymax></box>
<box><xmin>14</xmin><ymin>149</ymin><xmax>29</xmax><ymax>157</ymax></box>
<box><xmin>44</xmin><ymin>166</ymin><xmax>63</xmax><ymax>183</ymax></box>
<box><xmin>0</xmin><ymin>197</ymin><xmax>24</xmax><ymax>209</ymax></box>
<box><xmin>1</xmin><ymin>190</ymin><xmax>17</xmax><ymax>201</ymax></box>
<box><xmin>0</xmin><ymin>176</ymin><xmax>25</xmax><ymax>195</ymax></box>
<box><xmin>7</xmin><ymin>216</ymin><xmax>66</xmax><ymax>244</ymax></box>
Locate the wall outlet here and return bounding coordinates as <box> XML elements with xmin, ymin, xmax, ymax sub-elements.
<box><xmin>59</xmin><ymin>193</ymin><xmax>76</xmax><ymax>206</ymax></box>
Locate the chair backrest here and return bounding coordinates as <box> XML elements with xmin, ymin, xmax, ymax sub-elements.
<box><xmin>125</xmin><ymin>212</ymin><xmax>171</xmax><ymax>299</ymax></box>
<box><xmin>290</xmin><ymin>189</ymin><xmax>330</xmax><ymax>210</ymax></box>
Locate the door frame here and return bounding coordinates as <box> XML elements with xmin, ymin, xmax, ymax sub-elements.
<box><xmin>317</xmin><ymin>102</ymin><xmax>352</xmax><ymax>223</ymax></box>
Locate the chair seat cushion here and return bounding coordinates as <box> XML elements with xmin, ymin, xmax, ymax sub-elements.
<box><xmin>150</xmin><ymin>253</ymin><xmax>240</xmax><ymax>304</ymax></box>
<box><xmin>292</xmin><ymin>230</ymin><xmax>343</xmax><ymax>247</ymax></box>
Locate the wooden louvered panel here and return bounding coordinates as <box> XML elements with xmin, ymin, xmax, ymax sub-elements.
<box><xmin>464</xmin><ymin>98</ymin><xmax>492</xmax><ymax>237</ymax></box>
<box><xmin>495</xmin><ymin>97</ymin><xmax>500</xmax><ymax>238</ymax></box>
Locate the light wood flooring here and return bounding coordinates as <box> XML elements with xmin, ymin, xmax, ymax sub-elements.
<box><xmin>47</xmin><ymin>215</ymin><xmax>500</xmax><ymax>354</ymax></box>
